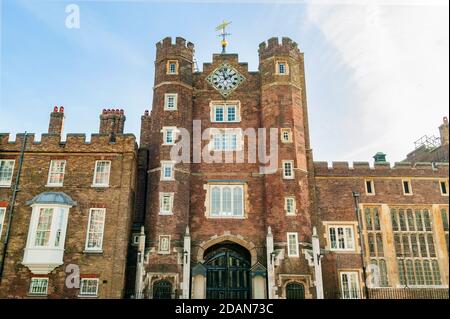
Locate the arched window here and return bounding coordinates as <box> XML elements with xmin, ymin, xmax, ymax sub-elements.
<box><xmin>153</xmin><ymin>280</ymin><xmax>172</xmax><ymax>299</ymax></box>
<box><xmin>286</xmin><ymin>282</ymin><xmax>305</xmax><ymax>299</ymax></box>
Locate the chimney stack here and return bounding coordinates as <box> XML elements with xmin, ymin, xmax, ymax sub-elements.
<box><xmin>439</xmin><ymin>116</ymin><xmax>449</xmax><ymax>146</ymax></box>
<box><xmin>99</xmin><ymin>109</ymin><xmax>126</xmax><ymax>139</ymax></box>
<box><xmin>48</xmin><ymin>106</ymin><xmax>65</xmax><ymax>135</ymax></box>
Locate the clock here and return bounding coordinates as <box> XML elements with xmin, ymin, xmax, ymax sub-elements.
<box><xmin>206</xmin><ymin>62</ymin><xmax>245</xmax><ymax>98</ymax></box>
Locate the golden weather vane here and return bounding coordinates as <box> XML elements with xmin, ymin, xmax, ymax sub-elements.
<box><xmin>216</xmin><ymin>20</ymin><xmax>231</xmax><ymax>54</ymax></box>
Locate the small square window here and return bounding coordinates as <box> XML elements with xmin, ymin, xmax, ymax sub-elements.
<box><xmin>79</xmin><ymin>278</ymin><xmax>99</xmax><ymax>297</ymax></box>
<box><xmin>365</xmin><ymin>179</ymin><xmax>375</xmax><ymax>195</ymax></box>
<box><xmin>440</xmin><ymin>180</ymin><xmax>449</xmax><ymax>196</ymax></box>
<box><xmin>328</xmin><ymin>225</ymin><xmax>355</xmax><ymax>251</ymax></box>
<box><xmin>29</xmin><ymin>278</ymin><xmax>49</xmax><ymax>295</ymax></box>
<box><xmin>167</xmin><ymin>60</ymin><xmax>178</xmax><ymax>74</ymax></box>
<box><xmin>402</xmin><ymin>179</ymin><xmax>412</xmax><ymax>195</ymax></box>
<box><xmin>285</xmin><ymin>197</ymin><xmax>296</xmax><ymax>215</ymax></box>
<box><xmin>276</xmin><ymin>61</ymin><xmax>289</xmax><ymax>75</ymax></box>
<box><xmin>160</xmin><ymin>192</ymin><xmax>174</xmax><ymax>215</ymax></box>
<box><xmin>158</xmin><ymin>235</ymin><xmax>171</xmax><ymax>254</ymax></box>
<box><xmin>0</xmin><ymin>159</ymin><xmax>15</xmax><ymax>187</ymax></box>
<box><xmin>280</xmin><ymin>129</ymin><xmax>292</xmax><ymax>143</ymax></box>
<box><xmin>161</xmin><ymin>162</ymin><xmax>174</xmax><ymax>181</ymax></box>
<box><xmin>227</xmin><ymin>106</ymin><xmax>236</xmax><ymax>122</ymax></box>
<box><xmin>215</xmin><ymin>106</ymin><xmax>224</xmax><ymax>122</ymax></box>
<box><xmin>162</xmin><ymin>127</ymin><xmax>177</xmax><ymax>145</ymax></box>
<box><xmin>282</xmin><ymin>161</ymin><xmax>294</xmax><ymax>179</ymax></box>
<box><xmin>211</xmin><ymin>103</ymin><xmax>240</xmax><ymax>123</ymax></box>
<box><xmin>164</xmin><ymin>94</ymin><xmax>178</xmax><ymax>110</ymax></box>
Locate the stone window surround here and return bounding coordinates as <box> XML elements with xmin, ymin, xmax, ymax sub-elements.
<box><xmin>159</xmin><ymin>192</ymin><xmax>174</xmax><ymax>215</ymax></box>
<box><xmin>322</xmin><ymin>221</ymin><xmax>360</xmax><ymax>254</ymax></box>
<box><xmin>275</xmin><ymin>60</ymin><xmax>289</xmax><ymax>75</ymax></box>
<box><xmin>203</xmin><ymin>182</ymin><xmax>248</xmax><ymax>219</ymax></box>
<box><xmin>338</xmin><ymin>269</ymin><xmax>363</xmax><ymax>299</ymax></box>
<box><xmin>209</xmin><ymin>100</ymin><xmax>241</xmax><ymax>123</ymax></box>
<box><xmin>365</xmin><ymin>178</ymin><xmax>375</xmax><ymax>196</ymax></box>
<box><xmin>287</xmin><ymin>232</ymin><xmax>299</xmax><ymax>257</ymax></box>
<box><xmin>282</xmin><ymin>160</ymin><xmax>295</xmax><ymax>179</ymax></box>
<box><xmin>280</xmin><ymin>128</ymin><xmax>293</xmax><ymax>143</ymax></box>
<box><xmin>208</xmin><ymin>128</ymin><xmax>244</xmax><ymax>152</ymax></box>
<box><xmin>164</xmin><ymin>93</ymin><xmax>178</xmax><ymax>110</ymax></box>
<box><xmin>278</xmin><ymin>275</ymin><xmax>313</xmax><ymax>299</ymax></box>
<box><xmin>161</xmin><ymin>126</ymin><xmax>178</xmax><ymax>145</ymax></box>
<box><xmin>166</xmin><ymin>60</ymin><xmax>179</xmax><ymax>75</ymax></box>
<box><xmin>402</xmin><ymin>179</ymin><xmax>413</xmax><ymax>196</ymax></box>
<box><xmin>158</xmin><ymin>235</ymin><xmax>171</xmax><ymax>254</ymax></box>
<box><xmin>439</xmin><ymin>179</ymin><xmax>449</xmax><ymax>196</ymax></box>
<box><xmin>284</xmin><ymin>196</ymin><xmax>297</xmax><ymax>216</ymax></box>
<box><xmin>160</xmin><ymin>161</ymin><xmax>175</xmax><ymax>181</ymax></box>
<box><xmin>29</xmin><ymin>277</ymin><xmax>49</xmax><ymax>296</ymax></box>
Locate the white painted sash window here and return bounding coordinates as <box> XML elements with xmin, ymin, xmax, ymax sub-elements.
<box><xmin>0</xmin><ymin>159</ymin><xmax>15</xmax><ymax>187</ymax></box>
<box><xmin>210</xmin><ymin>185</ymin><xmax>244</xmax><ymax>217</ymax></box>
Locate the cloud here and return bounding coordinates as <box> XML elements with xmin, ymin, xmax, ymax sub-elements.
<box><xmin>304</xmin><ymin>0</ymin><xmax>449</xmax><ymax>161</ymax></box>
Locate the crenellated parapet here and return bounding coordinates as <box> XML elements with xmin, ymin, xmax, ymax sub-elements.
<box><xmin>156</xmin><ymin>36</ymin><xmax>194</xmax><ymax>62</ymax></box>
<box><xmin>258</xmin><ymin>37</ymin><xmax>301</xmax><ymax>61</ymax></box>
<box><xmin>0</xmin><ymin>132</ymin><xmax>137</xmax><ymax>154</ymax></box>
<box><xmin>314</xmin><ymin>161</ymin><xmax>449</xmax><ymax>177</ymax></box>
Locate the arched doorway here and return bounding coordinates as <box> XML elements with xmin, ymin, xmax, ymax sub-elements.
<box><xmin>286</xmin><ymin>282</ymin><xmax>305</xmax><ymax>299</ymax></box>
<box><xmin>152</xmin><ymin>280</ymin><xmax>172</xmax><ymax>299</ymax></box>
<box><xmin>204</xmin><ymin>242</ymin><xmax>251</xmax><ymax>299</ymax></box>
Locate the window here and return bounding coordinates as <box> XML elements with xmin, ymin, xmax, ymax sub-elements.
<box><xmin>402</xmin><ymin>179</ymin><xmax>412</xmax><ymax>195</ymax></box>
<box><xmin>365</xmin><ymin>179</ymin><xmax>375</xmax><ymax>195</ymax></box>
<box><xmin>209</xmin><ymin>184</ymin><xmax>244</xmax><ymax>218</ymax></box>
<box><xmin>287</xmin><ymin>232</ymin><xmax>299</xmax><ymax>257</ymax></box>
<box><xmin>158</xmin><ymin>235</ymin><xmax>171</xmax><ymax>254</ymax></box>
<box><xmin>167</xmin><ymin>60</ymin><xmax>178</xmax><ymax>74</ymax></box>
<box><xmin>211</xmin><ymin>103</ymin><xmax>240</xmax><ymax>123</ymax></box>
<box><xmin>285</xmin><ymin>197</ymin><xmax>296</xmax><ymax>216</ymax></box>
<box><xmin>282</xmin><ymin>161</ymin><xmax>294</xmax><ymax>179</ymax></box>
<box><xmin>280</xmin><ymin>129</ymin><xmax>292</xmax><ymax>143</ymax></box>
<box><xmin>442</xmin><ymin>207</ymin><xmax>449</xmax><ymax>253</ymax></box>
<box><xmin>85</xmin><ymin>208</ymin><xmax>106</xmax><ymax>252</ymax></box>
<box><xmin>0</xmin><ymin>207</ymin><xmax>5</xmax><ymax>238</ymax></box>
<box><xmin>132</xmin><ymin>234</ymin><xmax>140</xmax><ymax>245</ymax></box>
<box><xmin>440</xmin><ymin>180</ymin><xmax>449</xmax><ymax>196</ymax></box>
<box><xmin>328</xmin><ymin>225</ymin><xmax>355</xmax><ymax>251</ymax></box>
<box><xmin>286</xmin><ymin>282</ymin><xmax>305</xmax><ymax>299</ymax></box>
<box><xmin>391</xmin><ymin>207</ymin><xmax>442</xmax><ymax>286</ymax></box>
<box><xmin>276</xmin><ymin>61</ymin><xmax>288</xmax><ymax>75</ymax></box>
<box><xmin>340</xmin><ymin>272</ymin><xmax>361</xmax><ymax>299</ymax></box>
<box><xmin>0</xmin><ymin>159</ymin><xmax>15</xmax><ymax>187</ymax></box>
<box><xmin>211</xmin><ymin>129</ymin><xmax>242</xmax><ymax>151</ymax></box>
<box><xmin>161</xmin><ymin>161</ymin><xmax>174</xmax><ymax>181</ymax></box>
<box><xmin>35</xmin><ymin>208</ymin><xmax>53</xmax><ymax>246</ymax></box>
<box><xmin>46</xmin><ymin>160</ymin><xmax>66</xmax><ymax>186</ymax></box>
<box><xmin>80</xmin><ymin>278</ymin><xmax>99</xmax><ymax>297</ymax></box>
<box><xmin>164</xmin><ymin>94</ymin><xmax>178</xmax><ymax>110</ymax></box>
<box><xmin>29</xmin><ymin>278</ymin><xmax>49</xmax><ymax>295</ymax></box>
<box><xmin>92</xmin><ymin>161</ymin><xmax>111</xmax><ymax>187</ymax></box>
<box><xmin>160</xmin><ymin>193</ymin><xmax>174</xmax><ymax>215</ymax></box>
<box><xmin>162</xmin><ymin>127</ymin><xmax>177</xmax><ymax>145</ymax></box>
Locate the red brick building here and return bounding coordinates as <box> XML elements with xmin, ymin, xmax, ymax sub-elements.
<box><xmin>1</xmin><ymin>36</ymin><xmax>448</xmax><ymax>300</ymax></box>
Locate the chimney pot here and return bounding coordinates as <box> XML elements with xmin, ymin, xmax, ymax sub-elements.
<box><xmin>53</xmin><ymin>106</ymin><xmax>58</xmax><ymax>112</ymax></box>
<box><xmin>59</xmin><ymin>106</ymin><xmax>64</xmax><ymax>113</ymax></box>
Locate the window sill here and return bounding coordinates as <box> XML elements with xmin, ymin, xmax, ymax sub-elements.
<box><xmin>45</xmin><ymin>184</ymin><xmax>64</xmax><ymax>188</ymax></box>
<box><xmin>283</xmin><ymin>177</ymin><xmax>295</xmax><ymax>180</ymax></box>
<box><xmin>91</xmin><ymin>184</ymin><xmax>110</xmax><ymax>188</ymax></box>
<box><xmin>83</xmin><ymin>250</ymin><xmax>103</xmax><ymax>254</ymax></box>
<box><xmin>164</xmin><ymin>108</ymin><xmax>177</xmax><ymax>111</ymax></box>
<box><xmin>207</xmin><ymin>215</ymin><xmax>246</xmax><ymax>219</ymax></box>
<box><xmin>78</xmin><ymin>295</ymin><xmax>99</xmax><ymax>298</ymax></box>
<box><xmin>27</xmin><ymin>294</ymin><xmax>48</xmax><ymax>298</ymax></box>
<box><xmin>159</xmin><ymin>212</ymin><xmax>174</xmax><ymax>216</ymax></box>
<box><xmin>0</xmin><ymin>184</ymin><xmax>12</xmax><ymax>188</ymax></box>
<box><xmin>161</xmin><ymin>179</ymin><xmax>175</xmax><ymax>182</ymax></box>
<box><xmin>158</xmin><ymin>251</ymin><xmax>170</xmax><ymax>255</ymax></box>
<box><xmin>329</xmin><ymin>249</ymin><xmax>358</xmax><ymax>253</ymax></box>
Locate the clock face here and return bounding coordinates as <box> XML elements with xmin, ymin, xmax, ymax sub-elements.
<box><xmin>206</xmin><ymin>62</ymin><xmax>245</xmax><ymax>97</ymax></box>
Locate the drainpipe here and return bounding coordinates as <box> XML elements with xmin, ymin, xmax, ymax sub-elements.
<box><xmin>0</xmin><ymin>132</ymin><xmax>28</xmax><ymax>283</ymax></box>
<box><xmin>352</xmin><ymin>191</ymin><xmax>370</xmax><ymax>299</ymax></box>
<box><xmin>312</xmin><ymin>227</ymin><xmax>324</xmax><ymax>299</ymax></box>
<box><xmin>135</xmin><ymin>226</ymin><xmax>146</xmax><ymax>298</ymax></box>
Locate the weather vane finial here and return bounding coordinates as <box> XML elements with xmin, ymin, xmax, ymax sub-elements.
<box><xmin>215</xmin><ymin>20</ymin><xmax>231</xmax><ymax>54</ymax></box>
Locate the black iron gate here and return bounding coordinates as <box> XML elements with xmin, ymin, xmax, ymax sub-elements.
<box><xmin>153</xmin><ymin>280</ymin><xmax>172</xmax><ymax>299</ymax></box>
<box><xmin>205</xmin><ymin>246</ymin><xmax>251</xmax><ymax>299</ymax></box>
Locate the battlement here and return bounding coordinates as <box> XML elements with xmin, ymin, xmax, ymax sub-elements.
<box><xmin>0</xmin><ymin>132</ymin><xmax>137</xmax><ymax>153</ymax></box>
<box><xmin>258</xmin><ymin>37</ymin><xmax>301</xmax><ymax>60</ymax></box>
<box><xmin>314</xmin><ymin>161</ymin><xmax>448</xmax><ymax>177</ymax></box>
<box><xmin>156</xmin><ymin>36</ymin><xmax>194</xmax><ymax>61</ymax></box>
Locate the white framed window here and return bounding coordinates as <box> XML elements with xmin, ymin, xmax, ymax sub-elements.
<box><xmin>34</xmin><ymin>208</ymin><xmax>54</xmax><ymax>247</ymax></box>
<box><xmin>211</xmin><ymin>129</ymin><xmax>242</xmax><ymax>151</ymax></box>
<box><xmin>211</xmin><ymin>103</ymin><xmax>240</xmax><ymax>123</ymax></box>
<box><xmin>0</xmin><ymin>207</ymin><xmax>6</xmax><ymax>239</ymax></box>
<box><xmin>402</xmin><ymin>179</ymin><xmax>413</xmax><ymax>195</ymax></box>
<box><xmin>328</xmin><ymin>225</ymin><xmax>355</xmax><ymax>251</ymax></box>
<box><xmin>162</xmin><ymin>127</ymin><xmax>177</xmax><ymax>145</ymax></box>
<box><xmin>79</xmin><ymin>278</ymin><xmax>99</xmax><ymax>297</ymax></box>
<box><xmin>92</xmin><ymin>161</ymin><xmax>111</xmax><ymax>187</ymax></box>
<box><xmin>280</xmin><ymin>128</ymin><xmax>292</xmax><ymax>143</ymax></box>
<box><xmin>167</xmin><ymin>60</ymin><xmax>178</xmax><ymax>75</ymax></box>
<box><xmin>160</xmin><ymin>192</ymin><xmax>174</xmax><ymax>215</ymax></box>
<box><xmin>164</xmin><ymin>93</ymin><xmax>178</xmax><ymax>110</ymax></box>
<box><xmin>85</xmin><ymin>208</ymin><xmax>106</xmax><ymax>252</ymax></box>
<box><xmin>161</xmin><ymin>161</ymin><xmax>175</xmax><ymax>181</ymax></box>
<box><xmin>287</xmin><ymin>232</ymin><xmax>299</xmax><ymax>257</ymax></box>
<box><xmin>282</xmin><ymin>160</ymin><xmax>294</xmax><ymax>179</ymax></box>
<box><xmin>46</xmin><ymin>160</ymin><xmax>66</xmax><ymax>187</ymax></box>
<box><xmin>29</xmin><ymin>278</ymin><xmax>49</xmax><ymax>295</ymax></box>
<box><xmin>0</xmin><ymin>159</ymin><xmax>15</xmax><ymax>187</ymax></box>
<box><xmin>285</xmin><ymin>197</ymin><xmax>296</xmax><ymax>216</ymax></box>
<box><xmin>158</xmin><ymin>235</ymin><xmax>171</xmax><ymax>254</ymax></box>
<box><xmin>365</xmin><ymin>179</ymin><xmax>375</xmax><ymax>195</ymax></box>
<box><xmin>209</xmin><ymin>184</ymin><xmax>244</xmax><ymax>218</ymax></box>
<box><xmin>340</xmin><ymin>271</ymin><xmax>361</xmax><ymax>299</ymax></box>
<box><xmin>439</xmin><ymin>179</ymin><xmax>448</xmax><ymax>196</ymax></box>
<box><xmin>276</xmin><ymin>61</ymin><xmax>289</xmax><ymax>75</ymax></box>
